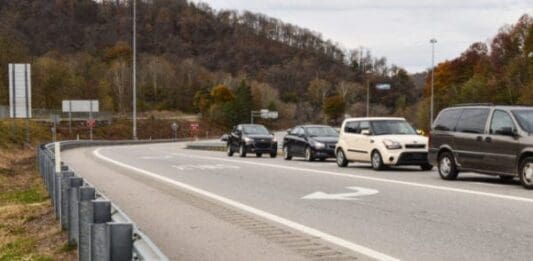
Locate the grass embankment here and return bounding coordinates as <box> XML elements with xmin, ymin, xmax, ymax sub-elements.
<box><xmin>0</xmin><ymin>149</ymin><xmax>76</xmax><ymax>260</ymax></box>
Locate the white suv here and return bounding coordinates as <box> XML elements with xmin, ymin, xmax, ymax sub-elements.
<box><xmin>335</xmin><ymin>117</ymin><xmax>433</xmax><ymax>170</ymax></box>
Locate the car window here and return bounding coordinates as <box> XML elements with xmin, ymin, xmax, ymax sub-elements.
<box><xmin>456</xmin><ymin>108</ymin><xmax>490</xmax><ymax>134</ymax></box>
<box><xmin>371</xmin><ymin>120</ymin><xmax>416</xmax><ymax>135</ymax></box>
<box><xmin>490</xmin><ymin>110</ymin><xmax>516</xmax><ymax>135</ymax></box>
<box><xmin>243</xmin><ymin>125</ymin><xmax>269</xmax><ymax>135</ymax></box>
<box><xmin>512</xmin><ymin>110</ymin><xmax>533</xmax><ymax>134</ymax></box>
<box><xmin>305</xmin><ymin>126</ymin><xmax>338</xmax><ymax>137</ymax></box>
<box><xmin>293</xmin><ymin>127</ymin><xmax>304</xmax><ymax>136</ymax></box>
<box><xmin>434</xmin><ymin>109</ymin><xmax>462</xmax><ymax>131</ymax></box>
<box><xmin>359</xmin><ymin>121</ymin><xmax>370</xmax><ymax>132</ymax></box>
<box><xmin>344</xmin><ymin>121</ymin><xmax>360</xmax><ymax>134</ymax></box>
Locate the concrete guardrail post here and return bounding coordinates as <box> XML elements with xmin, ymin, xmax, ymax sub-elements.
<box><xmin>109</xmin><ymin>223</ymin><xmax>133</xmax><ymax>261</ymax></box>
<box><xmin>68</xmin><ymin>177</ymin><xmax>84</xmax><ymax>246</ymax></box>
<box><xmin>78</xmin><ymin>186</ymin><xmax>96</xmax><ymax>261</ymax></box>
<box><xmin>91</xmin><ymin>200</ymin><xmax>112</xmax><ymax>261</ymax></box>
<box><xmin>60</xmin><ymin>171</ymin><xmax>75</xmax><ymax>230</ymax></box>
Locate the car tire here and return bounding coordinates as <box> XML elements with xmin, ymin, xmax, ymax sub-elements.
<box><xmin>519</xmin><ymin>157</ymin><xmax>533</xmax><ymax>189</ymax></box>
<box><xmin>371</xmin><ymin>150</ymin><xmax>385</xmax><ymax>170</ymax></box>
<box><xmin>420</xmin><ymin>163</ymin><xmax>433</xmax><ymax>171</ymax></box>
<box><xmin>283</xmin><ymin>146</ymin><xmax>292</xmax><ymax>160</ymax></box>
<box><xmin>305</xmin><ymin>146</ymin><xmax>315</xmax><ymax>162</ymax></box>
<box><xmin>256</xmin><ymin>153</ymin><xmax>262</xmax><ymax>157</ymax></box>
<box><xmin>227</xmin><ymin>144</ymin><xmax>234</xmax><ymax>157</ymax></box>
<box><xmin>239</xmin><ymin>144</ymin><xmax>247</xmax><ymax>158</ymax></box>
<box><xmin>270</xmin><ymin>151</ymin><xmax>277</xmax><ymax>158</ymax></box>
<box><xmin>498</xmin><ymin>175</ymin><xmax>514</xmax><ymax>181</ymax></box>
<box><xmin>336</xmin><ymin>149</ymin><xmax>348</xmax><ymax>167</ymax></box>
<box><xmin>438</xmin><ymin>151</ymin><xmax>459</xmax><ymax>180</ymax></box>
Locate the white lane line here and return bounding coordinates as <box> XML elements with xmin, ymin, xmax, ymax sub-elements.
<box><xmin>93</xmin><ymin>148</ymin><xmax>399</xmax><ymax>261</ymax></box>
<box><xmin>170</xmin><ymin>152</ymin><xmax>533</xmax><ymax>204</ymax></box>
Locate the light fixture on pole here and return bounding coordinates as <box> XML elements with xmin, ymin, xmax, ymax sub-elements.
<box><xmin>429</xmin><ymin>38</ymin><xmax>437</xmax><ymax>128</ymax></box>
<box><xmin>132</xmin><ymin>0</ymin><xmax>137</xmax><ymax>140</ymax></box>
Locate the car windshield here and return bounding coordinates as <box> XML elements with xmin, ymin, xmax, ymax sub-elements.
<box><xmin>243</xmin><ymin>125</ymin><xmax>270</xmax><ymax>135</ymax></box>
<box><xmin>512</xmin><ymin>110</ymin><xmax>533</xmax><ymax>134</ymax></box>
<box><xmin>305</xmin><ymin>126</ymin><xmax>338</xmax><ymax>137</ymax></box>
<box><xmin>371</xmin><ymin>120</ymin><xmax>417</xmax><ymax>135</ymax></box>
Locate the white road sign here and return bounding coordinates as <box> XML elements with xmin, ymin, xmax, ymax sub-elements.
<box><xmin>62</xmin><ymin>100</ymin><xmax>99</xmax><ymax>113</ymax></box>
<box><xmin>302</xmin><ymin>186</ymin><xmax>379</xmax><ymax>200</ymax></box>
<box><xmin>8</xmin><ymin>64</ymin><xmax>32</xmax><ymax>118</ymax></box>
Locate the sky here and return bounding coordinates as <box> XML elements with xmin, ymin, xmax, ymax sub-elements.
<box><xmin>191</xmin><ymin>0</ymin><xmax>532</xmax><ymax>73</ymax></box>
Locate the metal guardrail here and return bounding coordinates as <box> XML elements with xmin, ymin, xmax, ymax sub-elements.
<box><xmin>37</xmin><ymin>139</ymin><xmax>179</xmax><ymax>261</ymax></box>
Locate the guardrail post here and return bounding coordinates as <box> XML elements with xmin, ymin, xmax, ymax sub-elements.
<box><xmin>54</xmin><ymin>170</ymin><xmax>62</xmax><ymax>218</ymax></box>
<box><xmin>68</xmin><ymin>177</ymin><xmax>84</xmax><ymax>246</ymax></box>
<box><xmin>78</xmin><ymin>186</ymin><xmax>96</xmax><ymax>261</ymax></box>
<box><xmin>109</xmin><ymin>223</ymin><xmax>133</xmax><ymax>261</ymax></box>
<box><xmin>60</xmin><ymin>171</ymin><xmax>75</xmax><ymax>230</ymax></box>
<box><xmin>91</xmin><ymin>200</ymin><xmax>112</xmax><ymax>261</ymax></box>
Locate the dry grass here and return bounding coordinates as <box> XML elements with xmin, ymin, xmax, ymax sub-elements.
<box><xmin>0</xmin><ymin>148</ymin><xmax>76</xmax><ymax>261</ymax></box>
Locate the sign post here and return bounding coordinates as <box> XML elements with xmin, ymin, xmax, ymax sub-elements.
<box><xmin>171</xmin><ymin>122</ymin><xmax>179</xmax><ymax>140</ymax></box>
<box><xmin>62</xmin><ymin>100</ymin><xmax>99</xmax><ymax>140</ymax></box>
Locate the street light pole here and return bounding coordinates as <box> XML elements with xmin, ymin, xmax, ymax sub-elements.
<box><xmin>430</xmin><ymin>38</ymin><xmax>437</xmax><ymax>128</ymax></box>
<box><xmin>132</xmin><ymin>0</ymin><xmax>137</xmax><ymax>140</ymax></box>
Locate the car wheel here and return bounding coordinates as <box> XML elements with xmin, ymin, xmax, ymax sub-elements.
<box><xmin>336</xmin><ymin>149</ymin><xmax>348</xmax><ymax>167</ymax></box>
<box><xmin>227</xmin><ymin>144</ymin><xmax>234</xmax><ymax>157</ymax></box>
<box><xmin>519</xmin><ymin>157</ymin><xmax>533</xmax><ymax>189</ymax></box>
<box><xmin>305</xmin><ymin>146</ymin><xmax>315</xmax><ymax>162</ymax></box>
<box><xmin>420</xmin><ymin>163</ymin><xmax>433</xmax><ymax>171</ymax></box>
<box><xmin>256</xmin><ymin>153</ymin><xmax>262</xmax><ymax>157</ymax></box>
<box><xmin>239</xmin><ymin>144</ymin><xmax>247</xmax><ymax>157</ymax></box>
<box><xmin>270</xmin><ymin>151</ymin><xmax>277</xmax><ymax>158</ymax></box>
<box><xmin>438</xmin><ymin>151</ymin><xmax>458</xmax><ymax>180</ymax></box>
<box><xmin>498</xmin><ymin>175</ymin><xmax>514</xmax><ymax>181</ymax></box>
<box><xmin>283</xmin><ymin>146</ymin><xmax>292</xmax><ymax>160</ymax></box>
<box><xmin>371</xmin><ymin>150</ymin><xmax>385</xmax><ymax>170</ymax></box>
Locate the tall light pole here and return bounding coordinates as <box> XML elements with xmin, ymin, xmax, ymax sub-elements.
<box><xmin>429</xmin><ymin>38</ymin><xmax>437</xmax><ymax>128</ymax></box>
<box><xmin>359</xmin><ymin>47</ymin><xmax>371</xmax><ymax>117</ymax></box>
<box><xmin>132</xmin><ymin>0</ymin><xmax>137</xmax><ymax>140</ymax></box>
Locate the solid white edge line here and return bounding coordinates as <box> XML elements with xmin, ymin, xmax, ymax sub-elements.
<box><xmin>93</xmin><ymin>148</ymin><xmax>399</xmax><ymax>261</ymax></box>
<box><xmin>169</xmin><ymin>152</ymin><xmax>533</xmax><ymax>204</ymax></box>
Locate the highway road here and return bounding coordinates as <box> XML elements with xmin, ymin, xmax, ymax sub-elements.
<box><xmin>62</xmin><ymin>142</ymin><xmax>533</xmax><ymax>261</ymax></box>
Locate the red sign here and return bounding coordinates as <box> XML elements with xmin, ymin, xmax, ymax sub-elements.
<box><xmin>86</xmin><ymin>119</ymin><xmax>96</xmax><ymax>128</ymax></box>
<box><xmin>190</xmin><ymin>123</ymin><xmax>199</xmax><ymax>130</ymax></box>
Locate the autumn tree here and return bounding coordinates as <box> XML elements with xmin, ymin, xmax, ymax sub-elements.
<box><xmin>323</xmin><ymin>95</ymin><xmax>345</xmax><ymax>123</ymax></box>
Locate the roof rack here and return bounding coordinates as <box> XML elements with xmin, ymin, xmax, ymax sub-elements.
<box><xmin>452</xmin><ymin>103</ymin><xmax>494</xmax><ymax>107</ymax></box>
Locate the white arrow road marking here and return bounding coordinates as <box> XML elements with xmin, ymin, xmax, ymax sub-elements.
<box><xmin>302</xmin><ymin>186</ymin><xmax>379</xmax><ymax>200</ymax></box>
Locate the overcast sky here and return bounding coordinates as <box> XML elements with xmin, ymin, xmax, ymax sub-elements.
<box><xmin>192</xmin><ymin>0</ymin><xmax>532</xmax><ymax>73</ymax></box>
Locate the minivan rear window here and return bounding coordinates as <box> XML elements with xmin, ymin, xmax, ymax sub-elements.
<box><xmin>434</xmin><ymin>109</ymin><xmax>462</xmax><ymax>131</ymax></box>
<box><xmin>455</xmin><ymin>108</ymin><xmax>490</xmax><ymax>134</ymax></box>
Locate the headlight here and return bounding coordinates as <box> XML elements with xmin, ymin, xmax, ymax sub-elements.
<box><xmin>313</xmin><ymin>141</ymin><xmax>325</xmax><ymax>149</ymax></box>
<box><xmin>243</xmin><ymin>137</ymin><xmax>253</xmax><ymax>144</ymax></box>
<box><xmin>382</xmin><ymin>139</ymin><xmax>402</xmax><ymax>150</ymax></box>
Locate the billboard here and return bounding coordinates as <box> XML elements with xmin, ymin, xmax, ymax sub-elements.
<box><xmin>9</xmin><ymin>64</ymin><xmax>32</xmax><ymax>118</ymax></box>
<box><xmin>62</xmin><ymin>100</ymin><xmax>99</xmax><ymax>113</ymax></box>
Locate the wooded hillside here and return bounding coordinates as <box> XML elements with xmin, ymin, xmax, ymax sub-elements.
<box><xmin>0</xmin><ymin>0</ymin><xmax>419</xmax><ymax>127</ymax></box>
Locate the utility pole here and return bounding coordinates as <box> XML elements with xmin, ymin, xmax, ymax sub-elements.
<box><xmin>430</xmin><ymin>38</ymin><xmax>437</xmax><ymax>128</ymax></box>
<box><xmin>132</xmin><ymin>0</ymin><xmax>138</xmax><ymax>140</ymax></box>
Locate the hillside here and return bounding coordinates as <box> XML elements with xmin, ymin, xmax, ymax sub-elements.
<box><xmin>0</xmin><ymin>0</ymin><xmax>419</xmax><ymax>127</ymax></box>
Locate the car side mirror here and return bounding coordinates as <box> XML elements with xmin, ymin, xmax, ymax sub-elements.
<box><xmin>416</xmin><ymin>129</ymin><xmax>423</xmax><ymax>135</ymax></box>
<box><xmin>286</xmin><ymin>128</ymin><xmax>292</xmax><ymax>134</ymax></box>
<box><xmin>497</xmin><ymin>127</ymin><xmax>518</xmax><ymax>137</ymax></box>
<box><xmin>221</xmin><ymin>134</ymin><xmax>229</xmax><ymax>142</ymax></box>
<box><xmin>361</xmin><ymin>129</ymin><xmax>371</xmax><ymax>136</ymax></box>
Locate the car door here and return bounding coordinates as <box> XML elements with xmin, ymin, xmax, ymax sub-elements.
<box><xmin>453</xmin><ymin>108</ymin><xmax>490</xmax><ymax>170</ymax></box>
<box><xmin>343</xmin><ymin>121</ymin><xmax>361</xmax><ymax>160</ymax></box>
<box><xmin>290</xmin><ymin>127</ymin><xmax>305</xmax><ymax>156</ymax></box>
<box><xmin>352</xmin><ymin>121</ymin><xmax>373</xmax><ymax>162</ymax></box>
<box><xmin>284</xmin><ymin>127</ymin><xmax>299</xmax><ymax>154</ymax></box>
<box><xmin>231</xmin><ymin>125</ymin><xmax>242</xmax><ymax>149</ymax></box>
<box><xmin>485</xmin><ymin>110</ymin><xmax>520</xmax><ymax>173</ymax></box>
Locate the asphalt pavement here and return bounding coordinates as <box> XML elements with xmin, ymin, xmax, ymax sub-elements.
<box><xmin>62</xmin><ymin>142</ymin><xmax>533</xmax><ymax>261</ymax></box>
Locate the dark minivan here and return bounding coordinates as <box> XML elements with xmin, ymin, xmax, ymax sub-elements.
<box><xmin>429</xmin><ymin>104</ymin><xmax>533</xmax><ymax>189</ymax></box>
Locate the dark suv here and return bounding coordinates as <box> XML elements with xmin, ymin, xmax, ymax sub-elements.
<box><xmin>223</xmin><ymin>124</ymin><xmax>278</xmax><ymax>158</ymax></box>
<box><xmin>429</xmin><ymin>104</ymin><xmax>533</xmax><ymax>189</ymax></box>
<box><xmin>282</xmin><ymin>125</ymin><xmax>338</xmax><ymax>161</ymax></box>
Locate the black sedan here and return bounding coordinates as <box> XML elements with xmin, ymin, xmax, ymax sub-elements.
<box><xmin>223</xmin><ymin>124</ymin><xmax>278</xmax><ymax>158</ymax></box>
<box><xmin>282</xmin><ymin>125</ymin><xmax>338</xmax><ymax>161</ymax></box>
